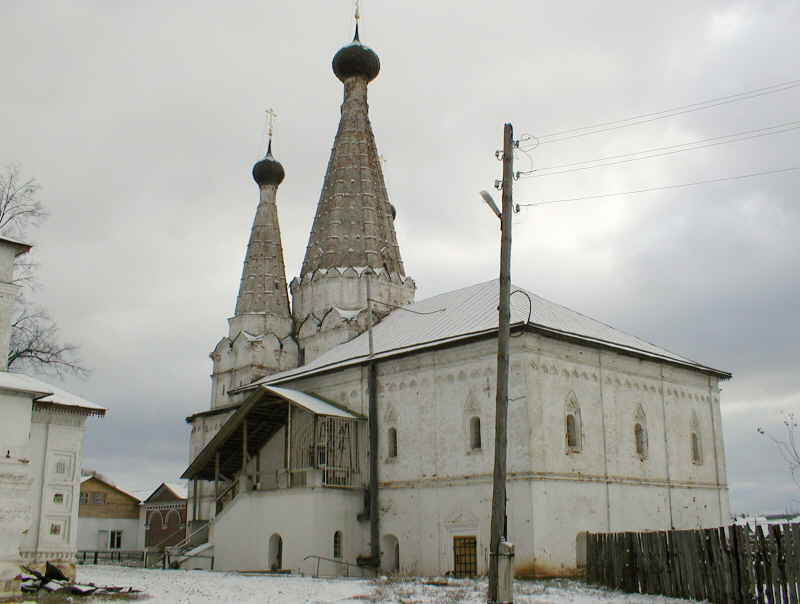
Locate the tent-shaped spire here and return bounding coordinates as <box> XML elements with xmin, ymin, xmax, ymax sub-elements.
<box><xmin>300</xmin><ymin>27</ymin><xmax>405</xmax><ymax>277</ymax></box>
<box><xmin>235</xmin><ymin>137</ymin><xmax>291</xmax><ymax>318</ymax></box>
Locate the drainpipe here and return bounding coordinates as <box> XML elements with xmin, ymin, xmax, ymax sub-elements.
<box><xmin>367</xmin><ymin>272</ymin><xmax>380</xmax><ymax>565</ymax></box>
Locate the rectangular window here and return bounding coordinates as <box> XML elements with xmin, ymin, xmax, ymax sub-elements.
<box><xmin>90</xmin><ymin>492</ymin><xmax>106</xmax><ymax>505</ymax></box>
<box><xmin>55</xmin><ymin>461</ymin><xmax>66</xmax><ymax>474</ymax></box>
<box><xmin>79</xmin><ymin>492</ymin><xmax>88</xmax><ymax>505</ymax></box>
<box><xmin>50</xmin><ymin>523</ymin><xmax>62</xmax><ymax>536</ymax></box>
<box><xmin>53</xmin><ymin>493</ymin><xmax>64</xmax><ymax>505</ymax></box>
<box><xmin>109</xmin><ymin>530</ymin><xmax>122</xmax><ymax>550</ymax></box>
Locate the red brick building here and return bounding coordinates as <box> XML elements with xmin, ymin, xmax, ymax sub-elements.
<box><xmin>142</xmin><ymin>483</ymin><xmax>187</xmax><ymax>549</ymax></box>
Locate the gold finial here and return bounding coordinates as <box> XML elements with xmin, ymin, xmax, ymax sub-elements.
<box><xmin>265</xmin><ymin>108</ymin><xmax>277</xmax><ymax>139</ymax></box>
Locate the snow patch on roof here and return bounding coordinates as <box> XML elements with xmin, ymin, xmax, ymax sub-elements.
<box><xmin>164</xmin><ymin>482</ymin><xmax>188</xmax><ymax>500</ymax></box>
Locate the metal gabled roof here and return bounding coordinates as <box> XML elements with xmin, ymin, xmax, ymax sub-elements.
<box><xmin>237</xmin><ymin>279</ymin><xmax>729</xmax><ymax>391</ymax></box>
<box><xmin>0</xmin><ymin>371</ymin><xmax>106</xmax><ymax>415</ymax></box>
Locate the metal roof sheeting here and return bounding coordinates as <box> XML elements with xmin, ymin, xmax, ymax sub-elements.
<box><xmin>0</xmin><ymin>371</ymin><xmax>106</xmax><ymax>414</ymax></box>
<box><xmin>244</xmin><ymin>279</ymin><xmax>728</xmax><ymax>389</ymax></box>
<box><xmin>263</xmin><ymin>386</ymin><xmax>359</xmax><ymax>418</ymax></box>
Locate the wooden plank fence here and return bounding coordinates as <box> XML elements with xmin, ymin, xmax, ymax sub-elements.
<box><xmin>586</xmin><ymin>523</ymin><xmax>800</xmax><ymax>603</ymax></box>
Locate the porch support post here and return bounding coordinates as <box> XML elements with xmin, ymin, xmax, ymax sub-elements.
<box><xmin>192</xmin><ymin>479</ymin><xmax>199</xmax><ymax>521</ymax></box>
<box><xmin>242</xmin><ymin>419</ymin><xmax>249</xmax><ymax>491</ymax></box>
<box><xmin>284</xmin><ymin>404</ymin><xmax>292</xmax><ymax>488</ymax></box>
<box><xmin>214</xmin><ymin>452</ymin><xmax>220</xmax><ymax>500</ymax></box>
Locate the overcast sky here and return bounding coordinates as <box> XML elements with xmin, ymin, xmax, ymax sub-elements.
<box><xmin>2</xmin><ymin>1</ymin><xmax>798</xmax><ymax>513</ymax></box>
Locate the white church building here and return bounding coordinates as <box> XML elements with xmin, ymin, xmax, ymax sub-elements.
<box><xmin>181</xmin><ymin>24</ymin><xmax>731</xmax><ymax>578</ymax></box>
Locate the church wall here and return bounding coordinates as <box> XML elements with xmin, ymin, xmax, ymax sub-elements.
<box><xmin>205</xmin><ymin>328</ymin><xmax>728</xmax><ymax>577</ymax></box>
<box><xmin>528</xmin><ymin>478</ymin><xmax>608</xmax><ymax>576</ymax></box>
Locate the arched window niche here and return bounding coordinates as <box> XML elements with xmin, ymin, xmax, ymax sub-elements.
<box><xmin>382</xmin><ymin>534</ymin><xmax>400</xmax><ymax>573</ymax></box>
<box><xmin>333</xmin><ymin>530</ymin><xmax>343</xmax><ymax>560</ymax></box>
<box><xmin>469</xmin><ymin>417</ymin><xmax>482</xmax><ymax>450</ymax></box>
<box><xmin>387</xmin><ymin>427</ymin><xmax>398</xmax><ymax>459</ymax></box>
<box><xmin>565</xmin><ymin>392</ymin><xmax>582</xmax><ymax>453</ymax></box>
<box><xmin>634</xmin><ymin>404</ymin><xmax>648</xmax><ymax>460</ymax></box>
<box><xmin>690</xmin><ymin>411</ymin><xmax>703</xmax><ymax>465</ymax></box>
<box><xmin>269</xmin><ymin>533</ymin><xmax>283</xmax><ymax>570</ymax></box>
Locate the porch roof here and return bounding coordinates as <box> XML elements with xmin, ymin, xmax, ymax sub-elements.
<box><xmin>181</xmin><ymin>385</ymin><xmax>361</xmax><ymax>481</ymax></box>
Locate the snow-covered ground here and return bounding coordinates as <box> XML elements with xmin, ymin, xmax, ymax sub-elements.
<box><xmin>75</xmin><ymin>566</ymin><xmax>699</xmax><ymax>603</ymax></box>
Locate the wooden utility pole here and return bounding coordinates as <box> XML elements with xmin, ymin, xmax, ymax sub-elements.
<box><xmin>488</xmin><ymin>122</ymin><xmax>514</xmax><ymax>603</ymax></box>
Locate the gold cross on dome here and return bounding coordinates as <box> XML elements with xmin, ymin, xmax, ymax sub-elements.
<box><xmin>354</xmin><ymin>0</ymin><xmax>360</xmax><ymax>23</ymax></box>
<box><xmin>265</xmin><ymin>108</ymin><xmax>277</xmax><ymax>137</ymax></box>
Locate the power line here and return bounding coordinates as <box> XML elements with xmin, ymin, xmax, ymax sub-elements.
<box><xmin>517</xmin><ymin>120</ymin><xmax>800</xmax><ymax>178</ymax></box>
<box><xmin>518</xmin><ymin>166</ymin><xmax>800</xmax><ymax>207</ymax></box>
<box><xmin>521</xmin><ymin>78</ymin><xmax>800</xmax><ymax>146</ymax></box>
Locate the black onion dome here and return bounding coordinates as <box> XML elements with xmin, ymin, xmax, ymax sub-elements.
<box><xmin>332</xmin><ymin>25</ymin><xmax>380</xmax><ymax>83</ymax></box>
<box><xmin>252</xmin><ymin>140</ymin><xmax>285</xmax><ymax>186</ymax></box>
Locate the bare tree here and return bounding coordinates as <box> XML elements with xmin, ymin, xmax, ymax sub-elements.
<box><xmin>758</xmin><ymin>412</ymin><xmax>800</xmax><ymax>489</ymax></box>
<box><xmin>8</xmin><ymin>303</ymin><xmax>88</xmax><ymax>378</ymax></box>
<box><xmin>1</xmin><ymin>165</ymin><xmax>88</xmax><ymax>378</ymax></box>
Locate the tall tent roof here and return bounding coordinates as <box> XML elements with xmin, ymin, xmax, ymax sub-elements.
<box><xmin>299</xmin><ymin>29</ymin><xmax>405</xmax><ymax>277</ymax></box>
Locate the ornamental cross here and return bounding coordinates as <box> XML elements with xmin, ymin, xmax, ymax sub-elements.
<box><xmin>354</xmin><ymin>0</ymin><xmax>360</xmax><ymax>23</ymax></box>
<box><xmin>265</xmin><ymin>108</ymin><xmax>277</xmax><ymax>138</ymax></box>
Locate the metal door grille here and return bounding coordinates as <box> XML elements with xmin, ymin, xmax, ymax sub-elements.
<box><xmin>453</xmin><ymin>536</ymin><xmax>477</xmax><ymax>578</ymax></box>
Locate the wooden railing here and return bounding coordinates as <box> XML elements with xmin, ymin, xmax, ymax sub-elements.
<box><xmin>77</xmin><ymin>550</ymin><xmax>145</xmax><ymax>567</ymax></box>
<box><xmin>303</xmin><ymin>555</ymin><xmax>375</xmax><ymax>578</ymax></box>
<box><xmin>586</xmin><ymin>522</ymin><xmax>800</xmax><ymax>602</ymax></box>
<box><xmin>215</xmin><ymin>479</ymin><xmax>239</xmax><ymax>514</ymax></box>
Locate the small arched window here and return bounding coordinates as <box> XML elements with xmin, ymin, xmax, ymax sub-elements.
<box><xmin>565</xmin><ymin>393</ymin><xmax>582</xmax><ymax>452</ymax></box>
<box><xmin>566</xmin><ymin>415</ymin><xmax>579</xmax><ymax>449</ymax></box>
<box><xmin>333</xmin><ymin>531</ymin><xmax>342</xmax><ymax>559</ymax></box>
<box><xmin>690</xmin><ymin>412</ymin><xmax>703</xmax><ymax>465</ymax></box>
<box><xmin>388</xmin><ymin>428</ymin><xmax>398</xmax><ymax>458</ymax></box>
<box><xmin>691</xmin><ymin>432</ymin><xmax>702</xmax><ymax>465</ymax></box>
<box><xmin>469</xmin><ymin>417</ymin><xmax>482</xmax><ymax>450</ymax></box>
<box><xmin>634</xmin><ymin>405</ymin><xmax>648</xmax><ymax>459</ymax></box>
<box><xmin>635</xmin><ymin>423</ymin><xmax>646</xmax><ymax>457</ymax></box>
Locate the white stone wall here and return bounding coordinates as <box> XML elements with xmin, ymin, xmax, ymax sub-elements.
<box><xmin>0</xmin><ymin>391</ymin><xmax>34</xmax><ymax>595</ymax></box>
<box><xmin>211</xmin><ymin>487</ymin><xmax>365</xmax><ymax>574</ymax></box>
<box><xmin>76</xmin><ymin>516</ymin><xmax>141</xmax><ymax>551</ymax></box>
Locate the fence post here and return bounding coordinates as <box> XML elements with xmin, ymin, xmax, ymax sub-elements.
<box><xmin>756</xmin><ymin>525</ymin><xmax>771</xmax><ymax>603</ymax></box>
<box><xmin>771</xmin><ymin>525</ymin><xmax>788</xmax><ymax>604</ymax></box>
